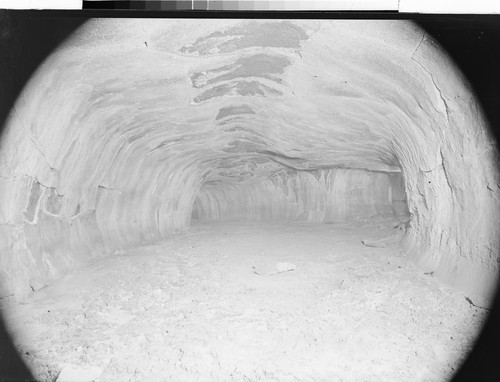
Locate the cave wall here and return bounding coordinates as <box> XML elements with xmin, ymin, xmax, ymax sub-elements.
<box><xmin>193</xmin><ymin>169</ymin><xmax>408</xmax><ymax>223</ymax></box>
<box><xmin>395</xmin><ymin>39</ymin><xmax>500</xmax><ymax>304</ymax></box>
<box><xmin>0</xmin><ymin>19</ymin><xmax>498</xmax><ymax>303</ymax></box>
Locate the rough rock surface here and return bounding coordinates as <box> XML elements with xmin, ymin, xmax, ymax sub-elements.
<box><xmin>193</xmin><ymin>169</ymin><xmax>408</xmax><ymax>222</ymax></box>
<box><xmin>2</xmin><ymin>222</ymin><xmax>487</xmax><ymax>382</ymax></box>
<box><xmin>0</xmin><ymin>19</ymin><xmax>498</xmax><ymax>304</ymax></box>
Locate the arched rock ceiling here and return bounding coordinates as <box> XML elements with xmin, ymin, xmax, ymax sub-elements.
<box><xmin>26</xmin><ymin>20</ymin><xmax>438</xmax><ymax>184</ymax></box>
<box><xmin>0</xmin><ymin>19</ymin><xmax>499</xmax><ymax>302</ymax></box>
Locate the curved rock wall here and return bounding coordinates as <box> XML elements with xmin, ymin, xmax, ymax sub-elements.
<box><xmin>0</xmin><ymin>19</ymin><xmax>498</xmax><ymax>303</ymax></box>
<box><xmin>193</xmin><ymin>169</ymin><xmax>408</xmax><ymax>223</ymax></box>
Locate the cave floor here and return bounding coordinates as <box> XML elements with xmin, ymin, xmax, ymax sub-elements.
<box><xmin>2</xmin><ymin>220</ymin><xmax>487</xmax><ymax>382</ymax></box>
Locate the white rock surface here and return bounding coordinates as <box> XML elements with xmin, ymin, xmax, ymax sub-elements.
<box><xmin>55</xmin><ymin>363</ymin><xmax>103</xmax><ymax>382</ymax></box>
<box><xmin>0</xmin><ymin>19</ymin><xmax>498</xmax><ymax>303</ymax></box>
<box><xmin>275</xmin><ymin>262</ymin><xmax>297</xmax><ymax>273</ymax></box>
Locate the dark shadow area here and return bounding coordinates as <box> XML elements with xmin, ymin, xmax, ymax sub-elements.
<box><xmin>451</xmin><ymin>289</ymin><xmax>500</xmax><ymax>382</ymax></box>
<box><xmin>418</xmin><ymin>15</ymin><xmax>500</xmax><ymax>132</ymax></box>
<box><xmin>0</xmin><ymin>314</ymin><xmax>33</xmax><ymax>381</ymax></box>
<box><xmin>0</xmin><ymin>11</ymin><xmax>86</xmax><ymax>382</ymax></box>
<box><xmin>417</xmin><ymin>16</ymin><xmax>500</xmax><ymax>382</ymax></box>
<box><xmin>0</xmin><ymin>11</ymin><xmax>87</xmax><ymax>135</ymax></box>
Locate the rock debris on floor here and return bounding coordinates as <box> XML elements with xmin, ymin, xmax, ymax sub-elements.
<box><xmin>1</xmin><ymin>220</ymin><xmax>487</xmax><ymax>382</ymax></box>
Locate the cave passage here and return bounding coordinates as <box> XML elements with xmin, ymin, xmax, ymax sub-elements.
<box><xmin>0</xmin><ymin>18</ymin><xmax>499</xmax><ymax>382</ymax></box>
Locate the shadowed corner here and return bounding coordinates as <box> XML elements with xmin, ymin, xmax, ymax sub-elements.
<box><xmin>418</xmin><ymin>17</ymin><xmax>500</xmax><ymax>382</ymax></box>
<box><xmin>451</xmin><ymin>286</ymin><xmax>500</xmax><ymax>382</ymax></box>
<box><xmin>0</xmin><ymin>10</ymin><xmax>86</xmax><ymax>381</ymax></box>
<box><xmin>0</xmin><ymin>313</ymin><xmax>34</xmax><ymax>381</ymax></box>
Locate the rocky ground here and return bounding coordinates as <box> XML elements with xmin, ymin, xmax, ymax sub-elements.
<box><xmin>1</xmin><ymin>219</ymin><xmax>488</xmax><ymax>381</ymax></box>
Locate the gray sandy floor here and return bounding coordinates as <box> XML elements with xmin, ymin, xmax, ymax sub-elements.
<box><xmin>2</xmin><ymin>220</ymin><xmax>487</xmax><ymax>382</ymax></box>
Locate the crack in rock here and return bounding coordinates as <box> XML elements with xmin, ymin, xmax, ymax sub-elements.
<box><xmin>27</xmin><ymin>132</ymin><xmax>57</xmax><ymax>171</ymax></box>
<box><xmin>420</xmin><ymin>162</ymin><xmax>444</xmax><ymax>173</ymax></box>
<box><xmin>439</xmin><ymin>148</ymin><xmax>454</xmax><ymax>193</ymax></box>
<box><xmin>12</xmin><ymin>106</ymin><xmax>57</xmax><ymax>172</ymax></box>
<box><xmin>97</xmin><ymin>185</ymin><xmax>122</xmax><ymax>193</ymax></box>
<box><xmin>410</xmin><ymin>35</ymin><xmax>450</xmax><ymax>124</ymax></box>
